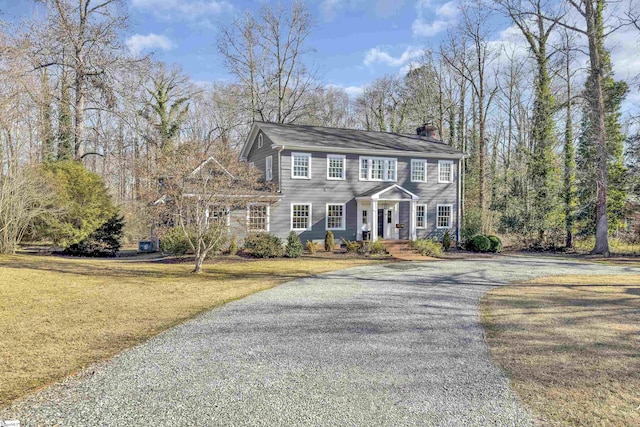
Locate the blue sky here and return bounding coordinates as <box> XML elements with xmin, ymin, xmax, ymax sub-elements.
<box><xmin>1</xmin><ymin>0</ymin><xmax>639</xmax><ymax>104</ymax></box>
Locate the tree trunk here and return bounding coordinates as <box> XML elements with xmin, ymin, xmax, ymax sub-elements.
<box><xmin>585</xmin><ymin>0</ymin><xmax>609</xmax><ymax>256</ymax></box>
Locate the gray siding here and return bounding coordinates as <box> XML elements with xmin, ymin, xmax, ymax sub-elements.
<box><xmin>246</xmin><ymin>130</ymin><xmax>280</xmax><ymax>185</ymax></box>
<box><xmin>264</xmin><ymin>150</ymin><xmax>460</xmax><ymax>242</ymax></box>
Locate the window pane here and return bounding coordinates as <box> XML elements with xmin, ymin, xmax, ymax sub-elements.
<box><xmin>385</xmin><ymin>160</ymin><xmax>396</xmax><ymax>181</ymax></box>
<box><xmin>412</xmin><ymin>160</ymin><xmax>425</xmax><ymax>182</ymax></box>
<box><xmin>416</xmin><ymin>205</ymin><xmax>425</xmax><ymax>228</ymax></box>
<box><xmin>371</xmin><ymin>159</ymin><xmax>383</xmax><ymax>180</ymax></box>
<box><xmin>439</xmin><ymin>162</ymin><xmax>452</xmax><ymax>182</ymax></box>
<box><xmin>249</xmin><ymin>205</ymin><xmax>267</xmax><ymax>231</ymax></box>
<box><xmin>328</xmin><ymin>156</ymin><xmax>344</xmax><ymax>179</ymax></box>
<box><xmin>293</xmin><ymin>154</ymin><xmax>309</xmax><ymax>178</ymax></box>
<box><xmin>266</xmin><ymin>157</ymin><xmax>272</xmax><ymax>181</ymax></box>
<box><xmin>360</xmin><ymin>158</ymin><xmax>368</xmax><ymax>179</ymax></box>
<box><xmin>327</xmin><ymin>204</ymin><xmax>344</xmax><ymax>229</ymax></box>
<box><xmin>292</xmin><ymin>204</ymin><xmax>310</xmax><ymax>230</ymax></box>
<box><xmin>437</xmin><ymin>206</ymin><xmax>451</xmax><ymax>228</ymax></box>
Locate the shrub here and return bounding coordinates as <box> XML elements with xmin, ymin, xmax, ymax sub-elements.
<box><xmin>343</xmin><ymin>239</ymin><xmax>360</xmax><ymax>253</ymax></box>
<box><xmin>64</xmin><ymin>214</ymin><xmax>124</xmax><ymax>257</ymax></box>
<box><xmin>285</xmin><ymin>231</ymin><xmax>303</xmax><ymax>258</ymax></box>
<box><xmin>324</xmin><ymin>230</ymin><xmax>335</xmax><ymax>252</ymax></box>
<box><xmin>442</xmin><ymin>230</ymin><xmax>451</xmax><ymax>252</ymax></box>
<box><xmin>305</xmin><ymin>240</ymin><xmax>318</xmax><ymax>254</ymax></box>
<box><xmin>228</xmin><ymin>235</ymin><xmax>238</xmax><ymax>255</ymax></box>
<box><xmin>487</xmin><ymin>235</ymin><xmax>503</xmax><ymax>253</ymax></box>
<box><xmin>369</xmin><ymin>239</ymin><xmax>387</xmax><ymax>255</ymax></box>
<box><xmin>160</xmin><ymin>226</ymin><xmax>191</xmax><ymax>255</ymax></box>
<box><xmin>469</xmin><ymin>234</ymin><xmax>491</xmax><ymax>252</ymax></box>
<box><xmin>38</xmin><ymin>160</ymin><xmax>118</xmax><ymax>248</ymax></box>
<box><xmin>412</xmin><ymin>239</ymin><xmax>443</xmax><ymax>257</ymax></box>
<box><xmin>244</xmin><ymin>233</ymin><xmax>282</xmax><ymax>258</ymax></box>
<box><xmin>461</xmin><ymin>207</ymin><xmax>483</xmax><ymax>243</ymax></box>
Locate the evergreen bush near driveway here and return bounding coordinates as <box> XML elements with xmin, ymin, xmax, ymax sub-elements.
<box><xmin>469</xmin><ymin>235</ymin><xmax>491</xmax><ymax>252</ymax></box>
<box><xmin>442</xmin><ymin>230</ymin><xmax>451</xmax><ymax>252</ymax></box>
<box><xmin>487</xmin><ymin>235</ymin><xmax>503</xmax><ymax>253</ymax></box>
<box><xmin>324</xmin><ymin>230</ymin><xmax>335</xmax><ymax>252</ymax></box>
<box><xmin>244</xmin><ymin>233</ymin><xmax>283</xmax><ymax>258</ymax></box>
<box><xmin>285</xmin><ymin>231</ymin><xmax>303</xmax><ymax>258</ymax></box>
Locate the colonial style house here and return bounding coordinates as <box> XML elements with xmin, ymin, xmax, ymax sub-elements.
<box><xmin>237</xmin><ymin>121</ymin><xmax>465</xmax><ymax>243</ymax></box>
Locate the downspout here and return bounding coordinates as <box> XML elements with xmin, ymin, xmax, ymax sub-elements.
<box><xmin>277</xmin><ymin>146</ymin><xmax>284</xmax><ymax>193</ymax></box>
<box><xmin>457</xmin><ymin>158</ymin><xmax>462</xmax><ymax>243</ymax></box>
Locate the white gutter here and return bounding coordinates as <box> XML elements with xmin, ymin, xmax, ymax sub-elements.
<box><xmin>271</xmin><ymin>144</ymin><xmax>467</xmax><ymax>160</ymax></box>
<box><xmin>457</xmin><ymin>158</ymin><xmax>462</xmax><ymax>243</ymax></box>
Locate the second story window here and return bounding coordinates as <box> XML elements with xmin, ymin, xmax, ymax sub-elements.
<box><xmin>359</xmin><ymin>157</ymin><xmax>397</xmax><ymax>182</ymax></box>
<box><xmin>438</xmin><ymin>160</ymin><xmax>453</xmax><ymax>183</ymax></box>
<box><xmin>265</xmin><ymin>155</ymin><xmax>273</xmax><ymax>181</ymax></box>
<box><xmin>411</xmin><ymin>159</ymin><xmax>427</xmax><ymax>182</ymax></box>
<box><xmin>327</xmin><ymin>154</ymin><xmax>346</xmax><ymax>180</ymax></box>
<box><xmin>292</xmin><ymin>152</ymin><xmax>311</xmax><ymax>179</ymax></box>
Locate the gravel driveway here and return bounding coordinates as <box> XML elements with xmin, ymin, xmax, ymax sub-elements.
<box><xmin>3</xmin><ymin>255</ymin><xmax>639</xmax><ymax>426</ymax></box>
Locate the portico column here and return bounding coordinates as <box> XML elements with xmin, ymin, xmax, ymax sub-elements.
<box><xmin>409</xmin><ymin>199</ymin><xmax>417</xmax><ymax>240</ymax></box>
<box><xmin>356</xmin><ymin>199</ymin><xmax>362</xmax><ymax>240</ymax></box>
<box><xmin>371</xmin><ymin>199</ymin><xmax>378</xmax><ymax>241</ymax></box>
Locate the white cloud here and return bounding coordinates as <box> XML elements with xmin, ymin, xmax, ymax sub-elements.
<box><xmin>364</xmin><ymin>46</ymin><xmax>423</xmax><ymax>67</ymax></box>
<box><xmin>344</xmin><ymin>85</ymin><xmax>366</xmax><ymax>97</ymax></box>
<box><xmin>125</xmin><ymin>33</ymin><xmax>175</xmax><ymax>57</ymax></box>
<box><xmin>130</xmin><ymin>0</ymin><xmax>232</xmax><ymax>21</ymax></box>
<box><xmin>412</xmin><ymin>0</ymin><xmax>458</xmax><ymax>38</ymax></box>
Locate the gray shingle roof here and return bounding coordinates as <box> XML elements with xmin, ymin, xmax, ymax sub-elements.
<box><xmin>255</xmin><ymin>122</ymin><xmax>465</xmax><ymax>157</ymax></box>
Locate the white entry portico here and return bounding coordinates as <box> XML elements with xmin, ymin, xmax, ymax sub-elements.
<box><xmin>356</xmin><ymin>184</ymin><xmax>419</xmax><ymax>241</ymax></box>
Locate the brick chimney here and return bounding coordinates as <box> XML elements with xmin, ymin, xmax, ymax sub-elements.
<box><xmin>416</xmin><ymin>123</ymin><xmax>440</xmax><ymax>140</ymax></box>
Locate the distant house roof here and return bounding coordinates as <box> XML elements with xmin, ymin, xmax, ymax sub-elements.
<box><xmin>240</xmin><ymin>122</ymin><xmax>466</xmax><ymax>160</ymax></box>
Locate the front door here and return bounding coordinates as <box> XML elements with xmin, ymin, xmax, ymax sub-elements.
<box><xmin>377</xmin><ymin>206</ymin><xmax>397</xmax><ymax>239</ymax></box>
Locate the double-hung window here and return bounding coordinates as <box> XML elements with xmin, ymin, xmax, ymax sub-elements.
<box><xmin>416</xmin><ymin>204</ymin><xmax>427</xmax><ymax>228</ymax></box>
<box><xmin>292</xmin><ymin>152</ymin><xmax>311</xmax><ymax>179</ymax></box>
<box><xmin>438</xmin><ymin>160</ymin><xmax>453</xmax><ymax>183</ymax></box>
<box><xmin>437</xmin><ymin>204</ymin><xmax>452</xmax><ymax>228</ymax></box>
<box><xmin>411</xmin><ymin>159</ymin><xmax>427</xmax><ymax>183</ymax></box>
<box><xmin>359</xmin><ymin>157</ymin><xmax>397</xmax><ymax>182</ymax></box>
<box><xmin>291</xmin><ymin>204</ymin><xmax>312</xmax><ymax>231</ymax></box>
<box><xmin>265</xmin><ymin>155</ymin><xmax>273</xmax><ymax>181</ymax></box>
<box><xmin>327</xmin><ymin>155</ymin><xmax>346</xmax><ymax>180</ymax></box>
<box><xmin>209</xmin><ymin>205</ymin><xmax>230</xmax><ymax>226</ymax></box>
<box><xmin>247</xmin><ymin>204</ymin><xmax>270</xmax><ymax>232</ymax></box>
<box><xmin>326</xmin><ymin>204</ymin><xmax>345</xmax><ymax>230</ymax></box>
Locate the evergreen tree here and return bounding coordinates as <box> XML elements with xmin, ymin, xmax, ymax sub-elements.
<box><xmin>57</xmin><ymin>72</ymin><xmax>74</xmax><ymax>160</ymax></box>
<box><xmin>575</xmin><ymin>4</ymin><xmax>628</xmax><ymax>235</ymax></box>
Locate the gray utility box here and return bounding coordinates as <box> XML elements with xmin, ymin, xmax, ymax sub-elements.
<box><xmin>138</xmin><ymin>240</ymin><xmax>156</xmax><ymax>253</ymax></box>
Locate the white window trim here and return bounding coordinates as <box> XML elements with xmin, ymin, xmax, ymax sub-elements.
<box><xmin>291</xmin><ymin>152</ymin><xmax>312</xmax><ymax>180</ymax></box>
<box><xmin>265</xmin><ymin>155</ymin><xmax>273</xmax><ymax>182</ymax></box>
<box><xmin>436</xmin><ymin>204</ymin><xmax>453</xmax><ymax>229</ymax></box>
<box><xmin>326</xmin><ymin>154</ymin><xmax>346</xmax><ymax>180</ymax></box>
<box><xmin>325</xmin><ymin>203</ymin><xmax>346</xmax><ymax>231</ymax></box>
<box><xmin>257</xmin><ymin>133</ymin><xmax>264</xmax><ymax>149</ymax></box>
<box><xmin>416</xmin><ymin>203</ymin><xmax>428</xmax><ymax>229</ymax></box>
<box><xmin>290</xmin><ymin>203</ymin><xmax>312</xmax><ymax>231</ymax></box>
<box><xmin>438</xmin><ymin>160</ymin><xmax>454</xmax><ymax>184</ymax></box>
<box><xmin>358</xmin><ymin>156</ymin><xmax>397</xmax><ymax>182</ymax></box>
<box><xmin>246</xmin><ymin>203</ymin><xmax>270</xmax><ymax>232</ymax></box>
<box><xmin>411</xmin><ymin>159</ymin><xmax>428</xmax><ymax>183</ymax></box>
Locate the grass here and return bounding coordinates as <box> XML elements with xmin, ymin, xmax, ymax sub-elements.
<box><xmin>481</xmin><ymin>274</ymin><xmax>640</xmax><ymax>426</ymax></box>
<box><xmin>0</xmin><ymin>254</ymin><xmax>378</xmax><ymax>408</ymax></box>
<box><xmin>573</xmin><ymin>237</ymin><xmax>640</xmax><ymax>255</ymax></box>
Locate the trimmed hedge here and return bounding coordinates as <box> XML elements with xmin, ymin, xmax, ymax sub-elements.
<box><xmin>244</xmin><ymin>233</ymin><xmax>283</xmax><ymax>258</ymax></box>
<box><xmin>469</xmin><ymin>235</ymin><xmax>491</xmax><ymax>252</ymax></box>
<box><xmin>324</xmin><ymin>230</ymin><xmax>335</xmax><ymax>252</ymax></box>
<box><xmin>487</xmin><ymin>235</ymin><xmax>503</xmax><ymax>253</ymax></box>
